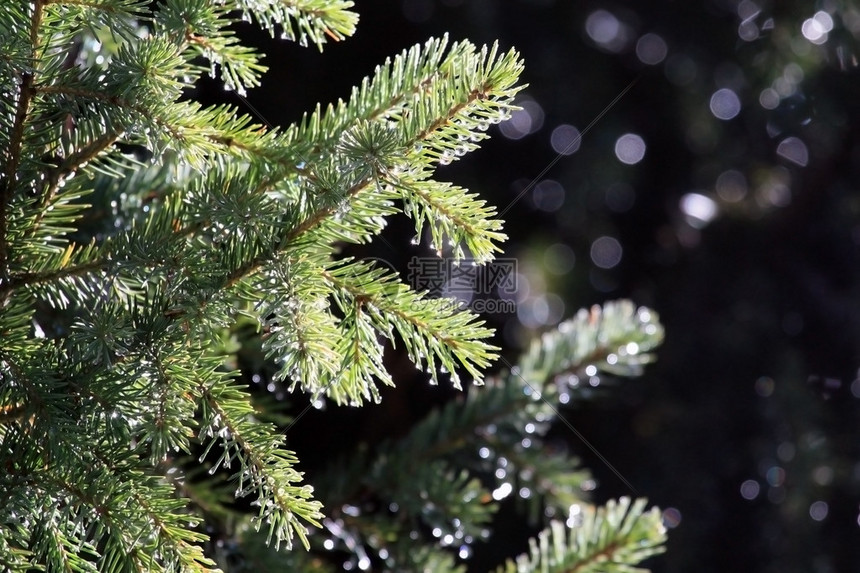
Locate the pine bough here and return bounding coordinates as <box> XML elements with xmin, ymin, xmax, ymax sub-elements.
<box><xmin>0</xmin><ymin>1</ymin><xmax>667</xmax><ymax>571</ymax></box>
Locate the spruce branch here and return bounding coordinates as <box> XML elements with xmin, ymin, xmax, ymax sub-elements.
<box><xmin>42</xmin><ymin>0</ymin><xmax>150</xmax><ymax>40</ymax></box>
<box><xmin>0</xmin><ymin>0</ymin><xmax>41</xmax><ymax>281</ymax></box>
<box><xmin>34</xmin><ymin>133</ymin><xmax>119</xmax><ymax>220</ymax></box>
<box><xmin>228</xmin><ymin>0</ymin><xmax>359</xmax><ymax>49</ymax></box>
<box><xmin>495</xmin><ymin>498</ymin><xmax>667</xmax><ymax>573</ymax></box>
<box><xmin>325</xmin><ymin>260</ymin><xmax>497</xmax><ymax>388</ymax></box>
<box><xmin>519</xmin><ymin>300</ymin><xmax>664</xmax><ymax>385</ymax></box>
<box><xmin>155</xmin><ymin>0</ymin><xmax>269</xmax><ymax>95</ymax></box>
<box><xmin>282</xmin><ymin>35</ymin><xmax>523</xmax><ymax>153</ymax></box>
<box><xmin>396</xmin><ymin>178</ymin><xmax>507</xmax><ymax>262</ymax></box>
<box><xmin>309</xmin><ymin>301</ymin><xmax>665</xmax><ymax>570</ymax></box>
<box><xmin>198</xmin><ymin>376</ymin><xmax>324</xmax><ymax>551</ymax></box>
<box><xmin>0</xmin><ymin>0</ymin><xmax>681</xmax><ymax>570</ymax></box>
<box><xmin>4</xmin><ymin>258</ymin><xmax>105</xmax><ymax>293</ymax></box>
<box><xmin>27</xmin><ymin>451</ymin><xmax>218</xmax><ymax>572</ymax></box>
<box><xmin>255</xmin><ymin>253</ymin><xmax>343</xmax><ymax>400</ymax></box>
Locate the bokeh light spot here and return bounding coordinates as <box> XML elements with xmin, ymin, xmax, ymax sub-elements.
<box><xmin>614</xmin><ymin>133</ymin><xmax>646</xmax><ymax>164</ymax></box>
<box><xmin>518</xmin><ymin>294</ymin><xmax>565</xmax><ymax>327</ymax></box>
<box><xmin>492</xmin><ymin>482</ymin><xmax>513</xmax><ymax>501</ymax></box>
<box><xmin>662</xmin><ymin>507</ymin><xmax>682</xmax><ymax>528</ymax></box>
<box><xmin>802</xmin><ymin>11</ymin><xmax>834</xmax><ymax>45</ymax></box>
<box><xmin>710</xmin><ymin>88</ymin><xmax>741</xmax><ymax>120</ymax></box>
<box><xmin>532</xmin><ymin>179</ymin><xmax>565</xmax><ymax>212</ymax></box>
<box><xmin>500</xmin><ymin>100</ymin><xmax>544</xmax><ymax>140</ymax></box>
<box><xmin>716</xmin><ymin>170</ymin><xmax>748</xmax><ymax>202</ymax></box>
<box><xmin>783</xmin><ymin>63</ymin><xmax>805</xmax><ymax>85</ymax></box>
<box><xmin>851</xmin><ymin>377</ymin><xmax>860</xmax><ymax>398</ymax></box>
<box><xmin>680</xmin><ymin>192</ymin><xmax>719</xmax><ymax>228</ymax></box>
<box><xmin>765</xmin><ymin>466</ymin><xmax>785</xmax><ymax>487</ymax></box>
<box><xmin>517</xmin><ymin>298</ymin><xmax>541</xmax><ymax>329</ymax></box>
<box><xmin>737</xmin><ymin>0</ymin><xmax>760</xmax><ymax>20</ymax></box>
<box><xmin>585</xmin><ymin>10</ymin><xmax>622</xmax><ymax>50</ymax></box>
<box><xmin>543</xmin><ymin>243</ymin><xmax>576</xmax><ymax>275</ymax></box>
<box><xmin>740</xmin><ymin>479</ymin><xmax>760</xmax><ymax>500</ymax></box>
<box><xmin>759</xmin><ymin>88</ymin><xmax>780</xmax><ymax>109</ymax></box>
<box><xmin>756</xmin><ymin>167</ymin><xmax>792</xmax><ymax>207</ymax></box>
<box><xmin>810</xmin><ymin>501</ymin><xmax>829</xmax><ymax>521</ymax></box>
<box><xmin>776</xmin><ymin>136</ymin><xmax>809</xmax><ymax>166</ymax></box>
<box><xmin>736</xmin><ymin>0</ymin><xmax>761</xmax><ymax>41</ymax></box>
<box><xmin>636</xmin><ymin>33</ymin><xmax>668</xmax><ymax>65</ymax></box>
<box><xmin>813</xmin><ymin>466</ymin><xmax>834</xmax><ymax>486</ymax></box>
<box><xmin>738</xmin><ymin>19</ymin><xmax>759</xmax><ymax>42</ymax></box>
<box><xmin>590</xmin><ymin>236</ymin><xmax>622</xmax><ymax>269</ymax></box>
<box><xmin>550</xmin><ymin>124</ymin><xmax>581</xmax><ymax>155</ymax></box>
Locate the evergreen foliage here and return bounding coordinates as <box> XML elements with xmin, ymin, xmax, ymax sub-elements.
<box><xmin>494</xmin><ymin>498</ymin><xmax>666</xmax><ymax>573</ymax></box>
<box><xmin>0</xmin><ymin>1</ymin><xmax>667</xmax><ymax>571</ymax></box>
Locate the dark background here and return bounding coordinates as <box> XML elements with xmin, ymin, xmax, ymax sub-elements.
<box><xmin>209</xmin><ymin>1</ymin><xmax>860</xmax><ymax>571</ymax></box>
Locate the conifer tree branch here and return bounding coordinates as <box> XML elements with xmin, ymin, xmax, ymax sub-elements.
<box><xmin>0</xmin><ymin>354</ymin><xmax>44</xmax><ymax>425</ymax></box>
<box><xmin>40</xmin><ymin>516</ymin><xmax>88</xmax><ymax>573</ymax></box>
<box><xmin>230</xmin><ymin>0</ymin><xmax>358</xmax><ymax>48</ymax></box>
<box><xmin>26</xmin><ymin>134</ymin><xmax>120</xmax><ymax>243</ymax></box>
<box><xmin>495</xmin><ymin>498</ymin><xmax>667</xmax><ymax>573</ymax></box>
<box><xmin>2</xmin><ymin>74</ymin><xmax>34</xmax><ymax>192</ymax></box>
<box><xmin>223</xmin><ymin>58</ymin><xmax>518</xmax><ymax>287</ymax></box>
<box><xmin>42</xmin><ymin>475</ymin><xmax>152</xmax><ymax>571</ymax></box>
<box><xmin>0</xmin><ymin>1</ymin><xmax>43</xmax><ymax>282</ymax></box>
<box><xmin>3</xmin><ymin>34</ymin><xmax>520</xmax><ymax>304</ymax></box>
<box><xmin>3</xmin><ymin>260</ymin><xmax>107</xmax><ymax>292</ymax></box>
<box><xmin>308</xmin><ymin>301</ymin><xmax>664</xmax><ymax>570</ymax></box>
<box><xmin>128</xmin><ymin>490</ymin><xmax>216</xmax><ymax>572</ymax></box>
<box><xmin>324</xmin><ymin>269</ymin><xmax>480</xmax><ymax>360</ymax></box>
<box><xmin>198</xmin><ymin>380</ymin><xmax>324</xmax><ymax>551</ymax></box>
<box><xmin>2</xmin><ymin>1</ymin><xmax>679</xmax><ymax>569</ymax></box>
<box><xmin>88</xmin><ymin>447</ymin><xmax>216</xmax><ymax>571</ymax></box>
<box><xmin>222</xmin><ymin>175</ymin><xmax>373</xmax><ymax>288</ymax></box>
<box><xmin>35</xmin><ymin>84</ymin><xmax>184</xmax><ymax>147</ymax></box>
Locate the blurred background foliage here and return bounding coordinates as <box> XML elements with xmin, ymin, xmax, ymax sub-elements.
<box><xmin>194</xmin><ymin>1</ymin><xmax>860</xmax><ymax>571</ymax></box>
